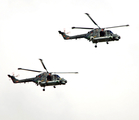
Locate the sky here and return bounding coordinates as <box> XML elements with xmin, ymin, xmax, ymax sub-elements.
<box><xmin>0</xmin><ymin>0</ymin><xmax>139</xmax><ymax>120</ymax></box>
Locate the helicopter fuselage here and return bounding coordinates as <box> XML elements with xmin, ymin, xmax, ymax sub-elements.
<box><xmin>36</xmin><ymin>72</ymin><xmax>67</xmax><ymax>88</ymax></box>
<box><xmin>86</xmin><ymin>29</ymin><xmax>120</xmax><ymax>43</ymax></box>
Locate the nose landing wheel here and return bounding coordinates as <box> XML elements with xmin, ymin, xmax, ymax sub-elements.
<box><xmin>43</xmin><ymin>88</ymin><xmax>45</xmax><ymax>91</ymax></box>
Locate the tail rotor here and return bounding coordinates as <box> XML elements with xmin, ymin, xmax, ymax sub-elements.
<box><xmin>12</xmin><ymin>72</ymin><xmax>19</xmax><ymax>77</ymax></box>
<box><xmin>64</xmin><ymin>28</ymin><xmax>70</xmax><ymax>34</ymax></box>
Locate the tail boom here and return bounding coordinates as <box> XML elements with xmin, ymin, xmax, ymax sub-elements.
<box><xmin>8</xmin><ymin>75</ymin><xmax>34</xmax><ymax>83</ymax></box>
<box><xmin>58</xmin><ymin>31</ymin><xmax>86</xmax><ymax>40</ymax></box>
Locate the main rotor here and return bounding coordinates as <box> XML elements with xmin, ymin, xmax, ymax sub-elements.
<box><xmin>18</xmin><ymin>59</ymin><xmax>78</xmax><ymax>74</ymax></box>
<box><xmin>72</xmin><ymin>13</ymin><xmax>129</xmax><ymax>30</ymax></box>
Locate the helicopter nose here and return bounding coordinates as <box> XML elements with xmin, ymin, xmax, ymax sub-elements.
<box><xmin>117</xmin><ymin>35</ymin><xmax>121</xmax><ymax>40</ymax></box>
<box><xmin>65</xmin><ymin>80</ymin><xmax>67</xmax><ymax>83</ymax></box>
<box><xmin>63</xmin><ymin>78</ymin><xmax>67</xmax><ymax>83</ymax></box>
<box><xmin>113</xmin><ymin>34</ymin><xmax>121</xmax><ymax>40</ymax></box>
<box><xmin>61</xmin><ymin>78</ymin><xmax>67</xmax><ymax>84</ymax></box>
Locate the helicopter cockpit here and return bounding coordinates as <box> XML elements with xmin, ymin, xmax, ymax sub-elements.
<box><xmin>106</xmin><ymin>30</ymin><xmax>113</xmax><ymax>36</ymax></box>
<box><xmin>100</xmin><ymin>30</ymin><xmax>113</xmax><ymax>37</ymax></box>
<box><xmin>46</xmin><ymin>74</ymin><xmax>61</xmax><ymax>81</ymax></box>
<box><xmin>52</xmin><ymin>74</ymin><xmax>60</xmax><ymax>80</ymax></box>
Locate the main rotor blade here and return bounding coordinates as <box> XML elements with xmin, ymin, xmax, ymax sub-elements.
<box><xmin>39</xmin><ymin>59</ymin><xmax>48</xmax><ymax>72</ymax></box>
<box><xmin>52</xmin><ymin>72</ymin><xmax>78</xmax><ymax>74</ymax></box>
<box><xmin>104</xmin><ymin>24</ymin><xmax>129</xmax><ymax>29</ymax></box>
<box><xmin>18</xmin><ymin>68</ymin><xmax>42</xmax><ymax>72</ymax></box>
<box><xmin>85</xmin><ymin>13</ymin><xmax>100</xmax><ymax>28</ymax></box>
<box><xmin>72</xmin><ymin>27</ymin><xmax>94</xmax><ymax>29</ymax></box>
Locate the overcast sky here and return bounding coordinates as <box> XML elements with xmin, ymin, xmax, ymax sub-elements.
<box><xmin>0</xmin><ymin>0</ymin><xmax>139</xmax><ymax>120</ymax></box>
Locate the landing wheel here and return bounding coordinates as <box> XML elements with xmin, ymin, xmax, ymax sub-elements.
<box><xmin>95</xmin><ymin>44</ymin><xmax>97</xmax><ymax>48</ymax></box>
<box><xmin>106</xmin><ymin>41</ymin><xmax>109</xmax><ymax>44</ymax></box>
<box><xmin>43</xmin><ymin>88</ymin><xmax>45</xmax><ymax>91</ymax></box>
<box><xmin>53</xmin><ymin>86</ymin><xmax>56</xmax><ymax>88</ymax></box>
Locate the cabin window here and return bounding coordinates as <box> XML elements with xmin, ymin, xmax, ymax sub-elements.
<box><xmin>47</xmin><ymin>75</ymin><xmax>52</xmax><ymax>81</ymax></box>
<box><xmin>100</xmin><ymin>31</ymin><xmax>105</xmax><ymax>37</ymax></box>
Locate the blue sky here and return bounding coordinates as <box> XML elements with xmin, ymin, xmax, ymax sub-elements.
<box><xmin>0</xmin><ymin>0</ymin><xmax>139</xmax><ymax>120</ymax></box>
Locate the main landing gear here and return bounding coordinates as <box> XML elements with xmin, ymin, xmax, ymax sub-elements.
<box><xmin>42</xmin><ymin>86</ymin><xmax>56</xmax><ymax>91</ymax></box>
<box><xmin>94</xmin><ymin>41</ymin><xmax>109</xmax><ymax>47</ymax></box>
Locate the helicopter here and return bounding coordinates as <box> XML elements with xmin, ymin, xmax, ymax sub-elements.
<box><xmin>59</xmin><ymin>13</ymin><xmax>129</xmax><ymax>47</ymax></box>
<box><xmin>8</xmin><ymin>59</ymin><xmax>78</xmax><ymax>91</ymax></box>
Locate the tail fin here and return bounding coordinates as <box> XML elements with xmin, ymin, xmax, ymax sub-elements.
<box><xmin>58</xmin><ymin>31</ymin><xmax>70</xmax><ymax>40</ymax></box>
<box><xmin>8</xmin><ymin>75</ymin><xmax>19</xmax><ymax>83</ymax></box>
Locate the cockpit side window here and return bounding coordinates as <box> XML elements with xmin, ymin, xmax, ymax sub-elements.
<box><xmin>53</xmin><ymin>75</ymin><xmax>60</xmax><ymax>80</ymax></box>
<box><xmin>107</xmin><ymin>30</ymin><xmax>113</xmax><ymax>35</ymax></box>
<box><xmin>57</xmin><ymin>75</ymin><xmax>60</xmax><ymax>80</ymax></box>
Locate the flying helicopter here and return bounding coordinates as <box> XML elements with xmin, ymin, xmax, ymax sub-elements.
<box><xmin>8</xmin><ymin>59</ymin><xmax>78</xmax><ymax>91</ymax></box>
<box><xmin>59</xmin><ymin>13</ymin><xmax>129</xmax><ymax>47</ymax></box>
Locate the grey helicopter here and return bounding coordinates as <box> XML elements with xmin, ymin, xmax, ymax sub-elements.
<box><xmin>8</xmin><ymin>59</ymin><xmax>78</xmax><ymax>91</ymax></box>
<box><xmin>59</xmin><ymin>13</ymin><xmax>129</xmax><ymax>47</ymax></box>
